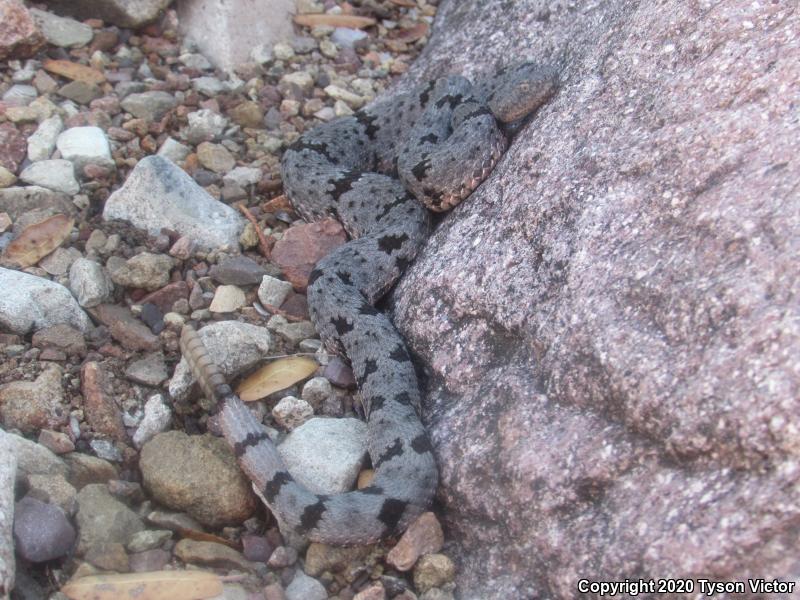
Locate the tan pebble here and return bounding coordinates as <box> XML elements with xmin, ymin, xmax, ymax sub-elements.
<box><xmin>387</xmin><ymin>512</ymin><xmax>444</xmax><ymax>571</ymax></box>
<box><xmin>354</xmin><ymin>582</ymin><xmax>386</xmax><ymax>600</ymax></box>
<box><xmin>413</xmin><ymin>553</ymin><xmax>455</xmax><ymax>594</ymax></box>
<box><xmin>209</xmin><ymin>285</ymin><xmax>246</xmax><ymax>313</ymax></box>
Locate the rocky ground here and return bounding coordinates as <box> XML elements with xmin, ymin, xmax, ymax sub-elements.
<box><xmin>0</xmin><ymin>0</ymin><xmax>459</xmax><ymax>598</ymax></box>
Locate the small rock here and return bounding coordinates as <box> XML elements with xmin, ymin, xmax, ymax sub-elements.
<box><xmin>9</xmin><ymin>432</ymin><xmax>69</xmax><ymax>482</ymax></box>
<box><xmin>31</xmin><ymin>323</ymin><xmax>86</xmax><ymax>356</ymax></box>
<box><xmin>85</xmin><ymin>541</ymin><xmax>130</xmax><ymax>572</ymax></box>
<box><xmin>223</xmin><ymin>166</ymin><xmax>261</xmax><ymax>188</ymax></box>
<box><xmin>88</xmin><ymin>303</ymin><xmax>160</xmax><ymax>351</ymax></box>
<box><xmin>284</xmin><ymin>571</ymin><xmax>326</xmax><ymax>600</ymax></box>
<box><xmin>126</xmin><ymin>529</ymin><xmax>172</xmax><ymax>553</ymax></box>
<box><xmin>387</xmin><ymin>512</ymin><xmax>445</xmax><ymax>571</ymax></box>
<box><xmin>121</xmin><ymin>91</ymin><xmax>177</xmax><ymax>121</ymax></box>
<box><xmin>267</xmin><ymin>545</ymin><xmax>298</xmax><ymax>568</ymax></box>
<box><xmin>81</xmin><ymin>361</ymin><xmax>128</xmax><ymax>442</ymax></box>
<box><xmin>271</xmin><ymin>219</ymin><xmax>346</xmax><ymax>290</ymax></box>
<box><xmin>69</xmin><ymin>257</ymin><xmax>113</xmax><ymax>307</ymax></box>
<box><xmin>157</xmin><ymin>137</ymin><xmax>191</xmax><ymax>164</ymax></box>
<box><xmin>322</xmin><ymin>356</ymin><xmax>356</xmax><ymax>389</ymax></box>
<box><xmin>29</xmin><ymin>8</ymin><xmax>92</xmax><ymax>48</ymax></box>
<box><xmin>272</xmin><ymin>42</ymin><xmax>295</xmax><ymax>60</ymax></box>
<box><xmin>0</xmin><ymin>122</ymin><xmax>27</xmax><ymax>172</ymax></box>
<box><xmin>27</xmin><ymin>115</ymin><xmax>64</xmax><ymax>162</ymax></box>
<box><xmin>263</xmin><ymin>583</ymin><xmax>286</xmax><ymax>600</ymax></box>
<box><xmin>41</xmin><ymin>0</ymin><xmax>173</xmax><ymax>28</ymax></box>
<box><xmin>26</xmin><ymin>473</ymin><xmax>78</xmax><ymax>516</ymax></box>
<box><xmin>174</xmin><ymin>539</ymin><xmax>255</xmax><ymax>571</ymax></box>
<box><xmin>13</xmin><ymin>496</ymin><xmax>76</xmax><ymax>562</ymax></box>
<box><xmin>139</xmin><ymin>431</ymin><xmax>258</xmax><ymax>527</ymax></box>
<box><xmin>75</xmin><ymin>483</ymin><xmax>144</xmax><ymax>553</ymax></box>
<box><xmin>272</xmin><ymin>396</ymin><xmax>314</xmax><ymax>430</ymax></box>
<box><xmin>324</xmin><ymin>84</ymin><xmax>366</xmax><ymax>109</ymax></box>
<box><xmin>129</xmin><ymin>548</ymin><xmax>171</xmax><ymax>572</ymax></box>
<box><xmin>354</xmin><ymin>583</ymin><xmax>386</xmax><ymax>600</ymax></box>
<box><xmin>209</xmin><ymin>255</ymin><xmax>268</xmax><ymax>286</ymax></box>
<box><xmin>280</xmin><ymin>71</ymin><xmax>314</xmax><ymax>95</ymax></box>
<box><xmin>258</xmin><ymin>275</ymin><xmax>293</xmax><ymax>308</ymax></box>
<box><xmin>242</xmin><ymin>533</ymin><xmax>273</xmax><ymax>563</ymax></box>
<box><xmin>209</xmin><ymin>284</ymin><xmax>246</xmax><ymax>313</ymax></box>
<box><xmin>0</xmin><ymin>0</ymin><xmax>46</xmax><ymax>60</ymax></box>
<box><xmin>103</xmin><ymin>155</ymin><xmax>243</xmax><ymax>250</ymax></box>
<box><xmin>229</xmin><ymin>101</ymin><xmax>264</xmax><ymax>128</ymax></box>
<box><xmin>197</xmin><ymin>141</ymin><xmax>236</xmax><ymax>174</ymax></box>
<box><xmin>63</xmin><ymin>452</ymin><xmax>118</xmax><ymax>489</ymax></box>
<box><xmin>40</xmin><ymin>246</ymin><xmax>82</xmax><ymax>276</ymax></box>
<box><xmin>304</xmin><ymin>542</ymin><xmax>373</xmax><ymax>577</ymax></box>
<box><xmin>89</xmin><ymin>439</ymin><xmax>123</xmax><ymax>462</ymax></box>
<box><xmin>413</xmin><ymin>554</ymin><xmax>456</xmax><ymax>594</ymax></box>
<box><xmin>331</xmin><ymin>27</ymin><xmax>368</xmax><ymax>48</ymax></box>
<box><xmin>183</xmin><ymin>108</ymin><xmax>228</xmax><ymax>144</ymax></box>
<box><xmin>0</xmin><ymin>363</ymin><xmax>67</xmax><ymax>433</ymax></box>
<box><xmin>37</xmin><ymin>429</ymin><xmax>75</xmax><ymax>454</ymax></box>
<box><xmin>192</xmin><ymin>76</ymin><xmax>226</xmax><ymax>97</ymax></box>
<box><xmin>56</xmin><ymin>126</ymin><xmax>112</xmax><ymax>169</ymax></box>
<box><xmin>140</xmin><ymin>281</ymin><xmax>189</xmax><ymax>314</ymax></box>
<box><xmin>2</xmin><ymin>83</ymin><xmax>37</xmax><ymax>106</ymax></box>
<box><xmin>132</xmin><ymin>393</ymin><xmax>172</xmax><ymax>449</ymax></box>
<box><xmin>0</xmin><ymin>168</ymin><xmax>15</xmax><ymax>188</ymax></box>
<box><xmin>278</xmin><ymin>417</ymin><xmax>368</xmax><ymax>494</ymax></box>
<box><xmin>125</xmin><ymin>352</ymin><xmax>168</xmax><ymax>386</ymax></box>
<box><xmin>106</xmin><ymin>252</ymin><xmax>175</xmax><ymax>291</ymax></box>
<box><xmin>0</xmin><ymin>185</ymin><xmax>74</xmax><ymax>221</ymax></box>
<box><xmin>269</xmin><ymin>317</ymin><xmax>317</xmax><ymax>346</ymax></box>
<box><xmin>58</xmin><ymin>80</ymin><xmax>102</xmax><ymax>104</ymax></box>
<box><xmin>179</xmin><ymin>53</ymin><xmax>212</xmax><ymax>70</ymax></box>
<box><xmin>20</xmin><ymin>159</ymin><xmax>80</xmax><ymax>195</ymax></box>
<box><xmin>301</xmin><ymin>377</ymin><xmax>332</xmax><ymax>410</ymax></box>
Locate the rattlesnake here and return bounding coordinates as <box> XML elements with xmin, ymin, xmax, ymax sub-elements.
<box><xmin>180</xmin><ymin>63</ymin><xmax>557</xmax><ymax>544</ymax></box>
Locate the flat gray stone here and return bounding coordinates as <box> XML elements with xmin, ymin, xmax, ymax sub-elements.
<box><xmin>75</xmin><ymin>483</ymin><xmax>144</xmax><ymax>553</ymax></box>
<box><xmin>29</xmin><ymin>8</ymin><xmax>92</xmax><ymax>48</ymax></box>
<box><xmin>156</xmin><ymin>137</ymin><xmax>191</xmax><ymax>164</ymax></box>
<box><xmin>19</xmin><ymin>159</ymin><xmax>79</xmax><ymax>195</ymax></box>
<box><xmin>103</xmin><ymin>155</ymin><xmax>244</xmax><ymax>251</ymax></box>
<box><xmin>0</xmin><ymin>185</ymin><xmax>73</xmax><ymax>221</ymax></box>
<box><xmin>0</xmin><ymin>267</ymin><xmax>91</xmax><ymax>334</ymax></box>
<box><xmin>69</xmin><ymin>257</ymin><xmax>113</xmax><ymax>308</ymax></box>
<box><xmin>285</xmin><ymin>571</ymin><xmax>327</xmax><ymax>600</ymax></box>
<box><xmin>120</xmin><ymin>91</ymin><xmax>177</xmax><ymax>121</ymax></box>
<box><xmin>27</xmin><ymin>115</ymin><xmax>63</xmax><ymax>162</ymax></box>
<box><xmin>56</xmin><ymin>126</ymin><xmax>112</xmax><ymax>169</ymax></box>
<box><xmin>278</xmin><ymin>418</ymin><xmax>368</xmax><ymax>495</ymax></box>
<box><xmin>39</xmin><ymin>0</ymin><xmax>173</xmax><ymax>28</ymax></box>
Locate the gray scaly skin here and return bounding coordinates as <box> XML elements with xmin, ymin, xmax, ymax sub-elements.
<box><xmin>180</xmin><ymin>63</ymin><xmax>558</xmax><ymax>545</ymax></box>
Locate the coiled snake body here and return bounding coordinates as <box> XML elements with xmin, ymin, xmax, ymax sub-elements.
<box><xmin>181</xmin><ymin>63</ymin><xmax>557</xmax><ymax>544</ymax></box>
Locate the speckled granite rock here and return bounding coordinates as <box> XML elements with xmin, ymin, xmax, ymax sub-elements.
<box><xmin>390</xmin><ymin>1</ymin><xmax>800</xmax><ymax>598</ymax></box>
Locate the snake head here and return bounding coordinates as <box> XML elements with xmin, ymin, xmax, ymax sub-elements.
<box><xmin>488</xmin><ymin>63</ymin><xmax>559</xmax><ymax>123</ymax></box>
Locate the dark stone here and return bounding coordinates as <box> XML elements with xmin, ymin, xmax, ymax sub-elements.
<box><xmin>13</xmin><ymin>496</ymin><xmax>76</xmax><ymax>562</ymax></box>
<box><xmin>140</xmin><ymin>302</ymin><xmax>165</xmax><ymax>334</ymax></box>
<box><xmin>209</xmin><ymin>254</ymin><xmax>268</xmax><ymax>286</ymax></box>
